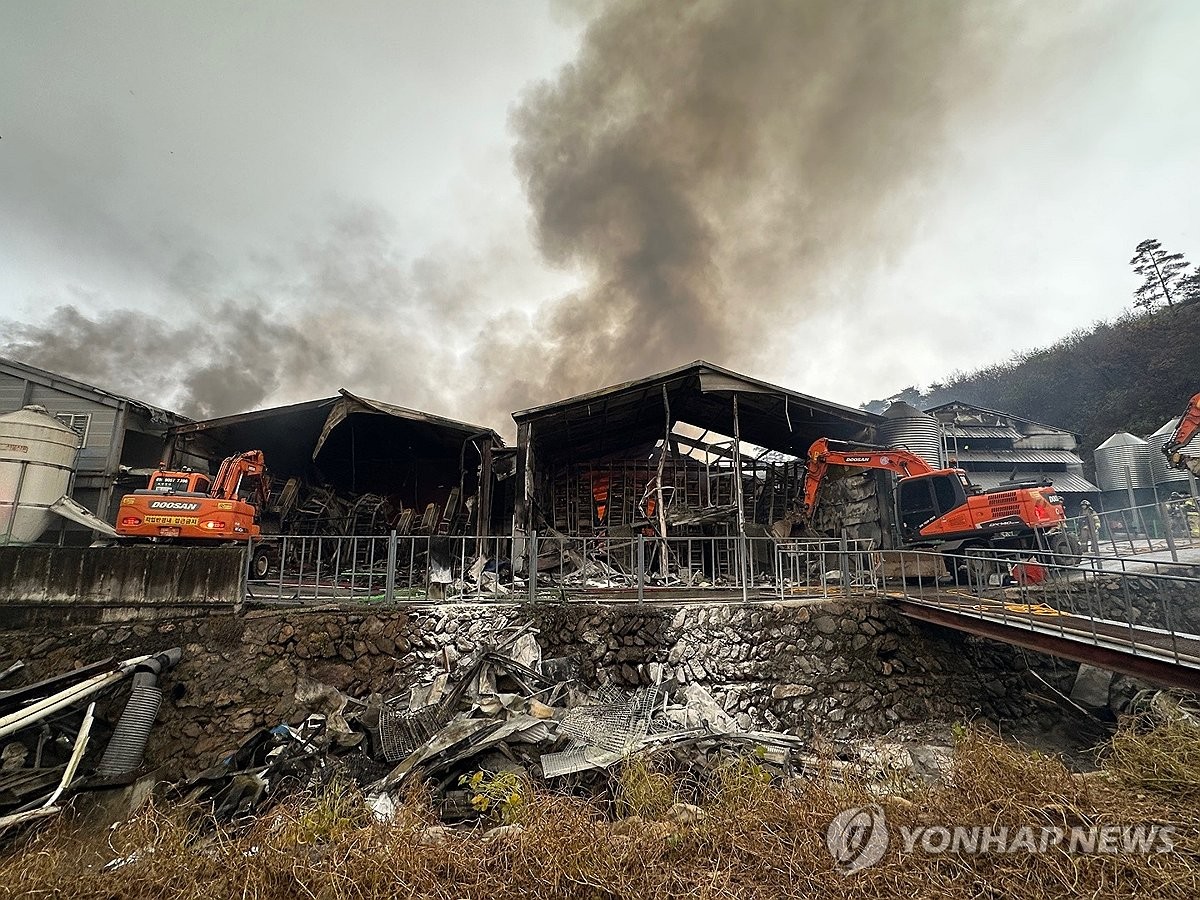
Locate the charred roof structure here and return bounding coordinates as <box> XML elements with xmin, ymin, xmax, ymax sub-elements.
<box><xmin>168</xmin><ymin>390</ymin><xmax>505</xmax><ymax>536</ymax></box>
<box><xmin>510</xmin><ymin>362</ymin><xmax>881</xmax><ymax>568</ymax></box>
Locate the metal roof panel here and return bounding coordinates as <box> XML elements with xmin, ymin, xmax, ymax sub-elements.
<box><xmin>953</xmin><ymin>449</ymin><xmax>1084</xmax><ymax>465</ymax></box>
<box><xmin>966</xmin><ymin>471</ymin><xmax>1100</xmax><ymax>493</ymax></box>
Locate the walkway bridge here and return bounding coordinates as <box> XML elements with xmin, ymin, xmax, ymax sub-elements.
<box><xmin>886</xmin><ymin>547</ymin><xmax>1200</xmax><ymax>693</ymax></box>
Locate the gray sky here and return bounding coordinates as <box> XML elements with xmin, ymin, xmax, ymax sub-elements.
<box><xmin>1</xmin><ymin>1</ymin><xmax>1198</xmax><ymax>435</ymax></box>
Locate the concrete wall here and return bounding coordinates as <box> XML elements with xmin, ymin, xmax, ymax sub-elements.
<box><xmin>0</xmin><ymin>545</ymin><xmax>246</xmax><ymax>626</ymax></box>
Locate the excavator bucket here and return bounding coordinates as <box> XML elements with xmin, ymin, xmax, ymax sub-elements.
<box><xmin>1177</xmin><ymin>454</ymin><xmax>1200</xmax><ymax>478</ymax></box>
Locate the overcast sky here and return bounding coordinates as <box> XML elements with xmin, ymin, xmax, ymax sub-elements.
<box><xmin>1</xmin><ymin>1</ymin><xmax>1197</xmax><ymax>434</ymax></box>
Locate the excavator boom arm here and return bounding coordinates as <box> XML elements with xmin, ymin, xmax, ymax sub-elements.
<box><xmin>802</xmin><ymin>438</ymin><xmax>938</xmax><ymax>524</ymax></box>
<box><xmin>210</xmin><ymin>450</ymin><xmax>269</xmax><ymax>504</ymax></box>
<box><xmin>1165</xmin><ymin>393</ymin><xmax>1200</xmax><ymax>457</ymax></box>
<box><xmin>1164</xmin><ymin>393</ymin><xmax>1200</xmax><ymax>477</ymax></box>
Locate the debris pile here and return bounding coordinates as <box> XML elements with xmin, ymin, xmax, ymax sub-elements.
<box><xmin>0</xmin><ymin>650</ymin><xmax>181</xmax><ymax>834</ymax></box>
<box><xmin>272</xmin><ymin>481</ymin><xmax>475</xmax><ymax>538</ymax></box>
<box><xmin>174</xmin><ymin>627</ymin><xmax>819</xmax><ymax>823</ymax></box>
<box><xmin>520</xmin><ymin>527</ymin><xmax>881</xmax><ymax>597</ymax></box>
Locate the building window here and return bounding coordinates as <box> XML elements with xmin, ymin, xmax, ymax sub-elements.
<box><xmin>54</xmin><ymin>413</ymin><xmax>91</xmax><ymax>445</ymax></box>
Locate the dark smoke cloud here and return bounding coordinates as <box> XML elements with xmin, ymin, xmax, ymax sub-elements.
<box><xmin>506</xmin><ymin>0</ymin><xmax>1026</xmax><ymax>399</ymax></box>
<box><xmin>2</xmin><ymin>300</ymin><xmax>332</xmax><ymax>419</ymax></box>
<box><xmin>3</xmin><ymin>0</ymin><xmax>1039</xmax><ymax>429</ymax></box>
<box><xmin>1</xmin><ymin>209</ymin><xmax>462</xmax><ymax>420</ymax></box>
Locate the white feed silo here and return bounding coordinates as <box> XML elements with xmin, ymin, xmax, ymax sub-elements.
<box><xmin>0</xmin><ymin>405</ymin><xmax>82</xmax><ymax>544</ymax></box>
<box><xmin>878</xmin><ymin>401</ymin><xmax>945</xmax><ymax>469</ymax></box>
<box><xmin>1094</xmin><ymin>431</ymin><xmax>1154</xmax><ymax>493</ymax></box>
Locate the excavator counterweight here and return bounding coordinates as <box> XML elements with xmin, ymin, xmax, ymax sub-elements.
<box><xmin>115</xmin><ymin>450</ymin><xmax>270</xmax><ymax>543</ymax></box>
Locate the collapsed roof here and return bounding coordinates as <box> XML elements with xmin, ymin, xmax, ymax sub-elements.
<box><xmin>168</xmin><ymin>390</ymin><xmax>501</xmax><ymax>499</ymax></box>
<box><xmin>512</xmin><ymin>360</ymin><xmax>880</xmax><ymax>461</ymax></box>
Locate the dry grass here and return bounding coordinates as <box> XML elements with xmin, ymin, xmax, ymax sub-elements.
<box><xmin>1105</xmin><ymin>696</ymin><xmax>1200</xmax><ymax>806</ymax></box>
<box><xmin>2</xmin><ymin>726</ymin><xmax>1198</xmax><ymax>900</ymax></box>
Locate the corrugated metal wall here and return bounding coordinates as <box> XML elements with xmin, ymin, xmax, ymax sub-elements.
<box><xmin>0</xmin><ymin>371</ymin><xmax>122</xmax><ymax>540</ymax></box>
<box><xmin>0</xmin><ymin>374</ymin><xmax>118</xmax><ymax>472</ymax></box>
<box><xmin>0</xmin><ymin>377</ymin><xmax>27</xmax><ymax>411</ymax></box>
<box><xmin>25</xmin><ymin>384</ymin><xmax>118</xmax><ymax>472</ymax></box>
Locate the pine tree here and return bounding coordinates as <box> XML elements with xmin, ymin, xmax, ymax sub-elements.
<box><xmin>1130</xmin><ymin>238</ymin><xmax>1190</xmax><ymax>310</ymax></box>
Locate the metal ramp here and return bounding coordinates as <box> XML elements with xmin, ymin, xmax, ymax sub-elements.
<box><xmin>886</xmin><ymin>548</ymin><xmax>1200</xmax><ymax>692</ymax></box>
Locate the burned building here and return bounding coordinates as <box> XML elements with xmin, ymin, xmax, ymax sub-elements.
<box><xmin>166</xmin><ymin>390</ymin><xmax>506</xmax><ymax>537</ymax></box>
<box><xmin>0</xmin><ymin>356</ymin><xmax>190</xmax><ymax>541</ymax></box>
<box><xmin>510</xmin><ymin>361</ymin><xmax>883</xmax><ymax>581</ymax></box>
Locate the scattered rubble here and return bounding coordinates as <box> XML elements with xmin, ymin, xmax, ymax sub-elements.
<box><xmin>0</xmin><ymin>610</ymin><xmax>1120</xmax><ymax>840</ymax></box>
<box><xmin>164</xmin><ymin>626</ymin><xmax>862</xmax><ymax>826</ymax></box>
<box><xmin>0</xmin><ymin>650</ymin><xmax>181</xmax><ymax>834</ymax></box>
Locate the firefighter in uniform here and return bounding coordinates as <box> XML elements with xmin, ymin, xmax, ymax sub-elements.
<box><xmin>1168</xmin><ymin>492</ymin><xmax>1200</xmax><ymax>539</ymax></box>
<box><xmin>1079</xmin><ymin>500</ymin><xmax>1102</xmax><ymax>555</ymax></box>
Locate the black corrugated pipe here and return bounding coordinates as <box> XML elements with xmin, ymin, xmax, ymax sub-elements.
<box><xmin>96</xmin><ymin>648</ymin><xmax>182</xmax><ymax>778</ymax></box>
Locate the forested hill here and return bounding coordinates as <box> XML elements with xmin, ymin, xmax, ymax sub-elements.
<box><xmin>863</xmin><ymin>302</ymin><xmax>1200</xmax><ymax>460</ymax></box>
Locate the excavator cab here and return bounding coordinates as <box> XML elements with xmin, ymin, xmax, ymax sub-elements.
<box><xmin>897</xmin><ymin>473</ymin><xmax>968</xmax><ymax>541</ymax></box>
<box><xmin>144</xmin><ymin>468</ymin><xmax>211</xmax><ymax>496</ymax></box>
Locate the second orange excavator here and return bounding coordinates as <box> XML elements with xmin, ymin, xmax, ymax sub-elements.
<box><xmin>1163</xmin><ymin>392</ymin><xmax>1200</xmax><ymax>477</ymax></box>
<box><xmin>115</xmin><ymin>450</ymin><xmax>270</xmax><ymax>543</ymax></box>
<box><xmin>802</xmin><ymin>438</ymin><xmax>1080</xmax><ymax>561</ymax></box>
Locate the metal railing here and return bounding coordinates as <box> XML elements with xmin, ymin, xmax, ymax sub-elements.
<box><xmin>244</xmin><ymin>527</ymin><xmax>1200</xmax><ymax>641</ymax></box>
<box><xmin>242</xmin><ymin>530</ymin><xmax>1200</xmax><ymax>682</ymax></box>
<box><xmin>881</xmin><ymin>543</ymin><xmax>1200</xmax><ymax>671</ymax></box>
<box><xmin>243</xmin><ymin>532</ymin><xmax>885</xmax><ymax>605</ymax></box>
<box><xmin>1065</xmin><ymin>498</ymin><xmax>1200</xmax><ymax>561</ymax></box>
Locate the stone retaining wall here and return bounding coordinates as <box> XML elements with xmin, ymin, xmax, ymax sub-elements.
<box><xmin>0</xmin><ymin>598</ymin><xmax>1057</xmax><ymax>777</ymax></box>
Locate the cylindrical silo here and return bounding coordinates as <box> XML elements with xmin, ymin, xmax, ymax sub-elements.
<box><xmin>878</xmin><ymin>401</ymin><xmax>944</xmax><ymax>469</ymax></box>
<box><xmin>0</xmin><ymin>406</ymin><xmax>81</xmax><ymax>544</ymax></box>
<box><xmin>1148</xmin><ymin>417</ymin><xmax>1197</xmax><ymax>487</ymax></box>
<box><xmin>1093</xmin><ymin>431</ymin><xmax>1153</xmax><ymax>492</ymax></box>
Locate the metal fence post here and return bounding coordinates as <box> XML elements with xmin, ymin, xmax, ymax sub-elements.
<box><xmin>384</xmin><ymin>529</ymin><xmax>397</xmax><ymax>603</ymax></box>
<box><xmin>528</xmin><ymin>531</ymin><xmax>538</xmax><ymax>603</ymax></box>
<box><xmin>637</xmin><ymin>533</ymin><xmax>645</xmax><ymax>604</ymax></box>
<box><xmin>740</xmin><ymin>534</ymin><xmax>749</xmax><ymax>604</ymax></box>
<box><xmin>239</xmin><ymin>537</ymin><xmax>253</xmax><ymax>605</ymax></box>
<box><xmin>839</xmin><ymin>530</ymin><xmax>850</xmax><ymax>598</ymax></box>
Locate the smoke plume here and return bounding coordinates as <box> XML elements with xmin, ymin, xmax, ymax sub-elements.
<box><xmin>1</xmin><ymin>209</ymin><xmax>465</xmax><ymax>420</ymax></box>
<box><xmin>507</xmin><ymin>0</ymin><xmax>1020</xmax><ymax>396</ymax></box>
<box><xmin>2</xmin><ymin>0</ymin><xmax>1032</xmax><ymax>430</ymax></box>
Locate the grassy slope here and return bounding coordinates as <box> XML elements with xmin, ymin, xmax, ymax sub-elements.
<box><xmin>2</xmin><ymin>725</ymin><xmax>1197</xmax><ymax>900</ymax></box>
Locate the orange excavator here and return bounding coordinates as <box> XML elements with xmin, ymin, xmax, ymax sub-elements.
<box><xmin>1163</xmin><ymin>392</ymin><xmax>1200</xmax><ymax>477</ymax></box>
<box><xmin>802</xmin><ymin>438</ymin><xmax>1079</xmax><ymax>560</ymax></box>
<box><xmin>116</xmin><ymin>450</ymin><xmax>269</xmax><ymax>543</ymax></box>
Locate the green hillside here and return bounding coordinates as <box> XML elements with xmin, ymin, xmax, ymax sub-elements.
<box><xmin>865</xmin><ymin>302</ymin><xmax>1200</xmax><ymax>462</ymax></box>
